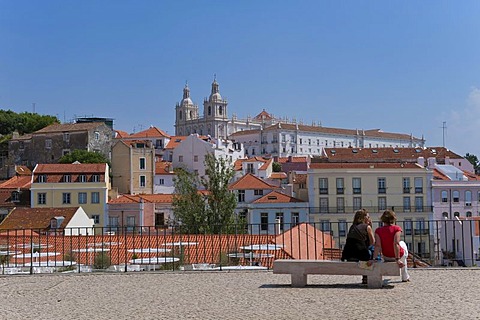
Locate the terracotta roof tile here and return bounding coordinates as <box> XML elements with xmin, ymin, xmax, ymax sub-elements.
<box><xmin>35</xmin><ymin>122</ymin><xmax>107</xmax><ymax>133</ymax></box>
<box><xmin>269</xmin><ymin>172</ymin><xmax>287</xmax><ymax>179</ymax></box>
<box><xmin>310</xmin><ymin>162</ymin><xmax>422</xmax><ymax>169</ymax></box>
<box><xmin>277</xmin><ymin>156</ymin><xmax>308</xmax><ymax>163</ymax></box>
<box><xmin>164</xmin><ymin>136</ymin><xmax>188</xmax><ymax>149</ymax></box>
<box><xmin>253</xmin><ymin>110</ymin><xmax>274</xmax><ymax>120</ymax></box>
<box><xmin>0</xmin><ymin>207</ymin><xmax>78</xmax><ymax>230</ymax></box>
<box><xmin>252</xmin><ymin>191</ymin><xmax>304</xmax><ymax>204</ymax></box>
<box><xmin>115</xmin><ymin>130</ymin><xmax>130</xmax><ymax>138</ymax></box>
<box><xmin>109</xmin><ymin>194</ymin><xmax>173</xmax><ymax>204</ymax></box>
<box><xmin>319</xmin><ymin>147</ymin><xmax>462</xmax><ymax>162</ymax></box>
<box><xmin>259</xmin><ymin>158</ymin><xmax>273</xmax><ymax>170</ymax></box>
<box><xmin>127</xmin><ymin>127</ymin><xmax>170</xmax><ymax>139</ymax></box>
<box><xmin>15</xmin><ymin>166</ymin><xmax>32</xmax><ymax>175</ymax></box>
<box><xmin>0</xmin><ymin>175</ymin><xmax>32</xmax><ymax>189</ymax></box>
<box><xmin>34</xmin><ymin>163</ymin><xmax>107</xmax><ymax>174</ymax></box>
<box><xmin>155</xmin><ymin>161</ymin><xmax>174</xmax><ymax>175</ymax></box>
<box><xmin>229</xmin><ymin>174</ymin><xmax>278</xmax><ymax>190</ymax></box>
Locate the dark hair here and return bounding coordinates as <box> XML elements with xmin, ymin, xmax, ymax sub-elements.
<box><xmin>380</xmin><ymin>209</ymin><xmax>396</xmax><ymax>224</ymax></box>
<box><xmin>352</xmin><ymin>209</ymin><xmax>369</xmax><ymax>225</ymax></box>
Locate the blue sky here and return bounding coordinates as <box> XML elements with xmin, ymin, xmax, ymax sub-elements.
<box><xmin>1</xmin><ymin>1</ymin><xmax>479</xmax><ymax>157</ymax></box>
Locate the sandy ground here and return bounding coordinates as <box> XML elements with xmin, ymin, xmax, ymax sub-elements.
<box><xmin>1</xmin><ymin>268</ymin><xmax>479</xmax><ymax>320</ymax></box>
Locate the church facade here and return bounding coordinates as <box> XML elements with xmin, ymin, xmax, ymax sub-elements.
<box><xmin>174</xmin><ymin>79</ymin><xmax>425</xmax><ymax>157</ymax></box>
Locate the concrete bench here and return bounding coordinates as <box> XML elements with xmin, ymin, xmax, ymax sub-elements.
<box><xmin>273</xmin><ymin>259</ymin><xmax>400</xmax><ymax>288</ymax></box>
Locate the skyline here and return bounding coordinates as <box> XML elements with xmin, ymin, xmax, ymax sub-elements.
<box><xmin>1</xmin><ymin>1</ymin><xmax>479</xmax><ymax>157</ymax></box>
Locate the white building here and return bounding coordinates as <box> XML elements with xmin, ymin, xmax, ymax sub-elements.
<box><xmin>172</xmin><ymin>134</ymin><xmax>244</xmax><ymax>178</ymax></box>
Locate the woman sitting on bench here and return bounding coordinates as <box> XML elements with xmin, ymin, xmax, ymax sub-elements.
<box><xmin>341</xmin><ymin>209</ymin><xmax>375</xmax><ymax>284</ymax></box>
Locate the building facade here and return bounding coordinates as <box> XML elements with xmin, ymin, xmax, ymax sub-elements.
<box><xmin>30</xmin><ymin>163</ymin><xmax>111</xmax><ymax>231</ymax></box>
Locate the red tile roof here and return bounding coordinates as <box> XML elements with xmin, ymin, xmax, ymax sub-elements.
<box><xmin>34</xmin><ymin>163</ymin><xmax>107</xmax><ymax>174</ymax></box>
<box><xmin>319</xmin><ymin>147</ymin><xmax>462</xmax><ymax>162</ymax></box>
<box><xmin>155</xmin><ymin>161</ymin><xmax>174</xmax><ymax>175</ymax></box>
<box><xmin>0</xmin><ymin>175</ymin><xmax>32</xmax><ymax>189</ymax></box>
<box><xmin>127</xmin><ymin>126</ymin><xmax>170</xmax><ymax>139</ymax></box>
<box><xmin>109</xmin><ymin>194</ymin><xmax>174</xmax><ymax>204</ymax></box>
<box><xmin>253</xmin><ymin>109</ymin><xmax>274</xmax><ymax>120</ymax></box>
<box><xmin>0</xmin><ymin>207</ymin><xmax>78</xmax><ymax>230</ymax></box>
<box><xmin>15</xmin><ymin>166</ymin><xmax>32</xmax><ymax>175</ymax></box>
<box><xmin>269</xmin><ymin>172</ymin><xmax>287</xmax><ymax>179</ymax></box>
<box><xmin>253</xmin><ymin>191</ymin><xmax>304</xmax><ymax>204</ymax></box>
<box><xmin>35</xmin><ymin>122</ymin><xmax>106</xmax><ymax>133</ymax></box>
<box><xmin>277</xmin><ymin>156</ymin><xmax>309</xmax><ymax>163</ymax></box>
<box><xmin>164</xmin><ymin>136</ymin><xmax>188</xmax><ymax>149</ymax></box>
<box><xmin>229</xmin><ymin>174</ymin><xmax>278</xmax><ymax>190</ymax></box>
<box><xmin>310</xmin><ymin>162</ymin><xmax>422</xmax><ymax>169</ymax></box>
<box><xmin>115</xmin><ymin>130</ymin><xmax>130</xmax><ymax>138</ymax></box>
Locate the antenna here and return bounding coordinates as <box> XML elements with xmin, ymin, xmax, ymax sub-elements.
<box><xmin>441</xmin><ymin>121</ymin><xmax>447</xmax><ymax>147</ymax></box>
<box><xmin>32</xmin><ymin>103</ymin><xmax>36</xmax><ymax>113</ymax></box>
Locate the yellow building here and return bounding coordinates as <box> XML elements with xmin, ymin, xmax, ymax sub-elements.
<box><xmin>30</xmin><ymin>163</ymin><xmax>110</xmax><ymax>231</ymax></box>
<box><xmin>111</xmin><ymin>140</ymin><xmax>155</xmax><ymax>195</ymax></box>
<box><xmin>307</xmin><ymin>161</ymin><xmax>434</xmax><ymax>257</ymax></box>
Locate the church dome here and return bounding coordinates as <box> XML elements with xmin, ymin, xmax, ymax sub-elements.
<box><xmin>209</xmin><ymin>92</ymin><xmax>222</xmax><ymax>101</ymax></box>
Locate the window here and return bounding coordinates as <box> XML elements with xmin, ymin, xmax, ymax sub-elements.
<box><xmin>92</xmin><ymin>175</ymin><xmax>100</xmax><ymax>182</ymax></box>
<box><xmin>79</xmin><ymin>175</ymin><xmax>87</xmax><ymax>182</ymax></box>
<box><xmin>94</xmin><ymin>131</ymin><xmax>100</xmax><ymax>140</ymax></box>
<box><xmin>353</xmin><ymin>197</ymin><xmax>362</xmax><ymax>211</ymax></box>
<box><xmin>403</xmin><ymin>178</ymin><xmax>410</xmax><ymax>193</ymax></box>
<box><xmin>403</xmin><ymin>197</ymin><xmax>411</xmax><ymax>212</ymax></box>
<box><xmin>352</xmin><ymin>178</ymin><xmax>361</xmax><ymax>194</ymax></box>
<box><xmin>140</xmin><ymin>176</ymin><xmax>146</xmax><ymax>187</ymax></box>
<box><xmin>338</xmin><ymin>220</ymin><xmax>347</xmax><ymax>237</ymax></box>
<box><xmin>319</xmin><ymin>198</ymin><xmax>329</xmax><ymax>213</ymax></box>
<box><xmin>158</xmin><ymin>178</ymin><xmax>165</xmax><ymax>185</ymax></box>
<box><xmin>238</xmin><ymin>190</ymin><xmax>245</xmax><ymax>203</ymax></box>
<box><xmin>63</xmin><ymin>132</ymin><xmax>70</xmax><ymax>142</ymax></box>
<box><xmin>109</xmin><ymin>216</ymin><xmax>119</xmax><ymax>227</ymax></box>
<box><xmin>38</xmin><ymin>174</ymin><xmax>47</xmax><ymax>183</ymax></box>
<box><xmin>291</xmin><ymin>213</ymin><xmax>299</xmax><ymax>227</ymax></box>
<box><xmin>275</xmin><ymin>212</ymin><xmax>284</xmax><ymax>232</ymax></box>
<box><xmin>246</xmin><ymin>163</ymin><xmax>255</xmax><ymax>174</ymax></box>
<box><xmin>11</xmin><ymin>191</ymin><xmax>19</xmax><ymax>202</ymax></box>
<box><xmin>45</xmin><ymin>139</ymin><xmax>52</xmax><ymax>149</ymax></box>
<box><xmin>320</xmin><ymin>220</ymin><xmax>331</xmax><ymax>233</ymax></box>
<box><xmin>91</xmin><ymin>192</ymin><xmax>100</xmax><ymax>204</ymax></box>
<box><xmin>415</xmin><ymin>197</ymin><xmax>423</xmax><ymax>212</ymax></box>
<box><xmin>465</xmin><ymin>191</ymin><xmax>472</xmax><ymax>206</ymax></box>
<box><xmin>63</xmin><ymin>149</ymin><xmax>70</xmax><ymax>156</ymax></box>
<box><xmin>453</xmin><ymin>191</ymin><xmax>459</xmax><ymax>203</ymax></box>
<box><xmin>442</xmin><ymin>212</ymin><xmax>449</xmax><ymax>219</ymax></box>
<box><xmin>454</xmin><ymin>212</ymin><xmax>460</xmax><ymax>217</ymax></box>
<box><xmin>155</xmin><ymin>213</ymin><xmax>165</xmax><ymax>228</ymax></box>
<box><xmin>261</xmin><ymin>213</ymin><xmax>268</xmax><ymax>231</ymax></box>
<box><xmin>441</xmin><ymin>190</ymin><xmax>448</xmax><ymax>202</ymax></box>
<box><xmin>415</xmin><ymin>219</ymin><xmax>426</xmax><ymax>235</ymax></box>
<box><xmin>139</xmin><ymin>158</ymin><xmax>146</xmax><ymax>170</ymax></box>
<box><xmin>38</xmin><ymin>193</ymin><xmax>46</xmax><ymax>205</ymax></box>
<box><xmin>414</xmin><ymin>177</ymin><xmax>423</xmax><ymax>193</ymax></box>
<box><xmin>466</xmin><ymin>211</ymin><xmax>472</xmax><ymax>217</ymax></box>
<box><xmin>254</xmin><ymin>190</ymin><xmax>263</xmax><ymax>196</ymax></box>
<box><xmin>378</xmin><ymin>178</ymin><xmax>386</xmax><ymax>194</ymax></box>
<box><xmin>179</xmin><ymin>155</ymin><xmax>183</xmax><ymax>162</ymax></box>
<box><xmin>92</xmin><ymin>215</ymin><xmax>100</xmax><ymax>225</ymax></box>
<box><xmin>50</xmin><ymin>219</ymin><xmax>58</xmax><ymax>229</ymax></box>
<box><xmin>404</xmin><ymin>219</ymin><xmax>412</xmax><ymax>235</ymax></box>
<box><xmin>336</xmin><ymin>178</ymin><xmax>344</xmax><ymax>194</ymax></box>
<box><xmin>193</xmin><ymin>155</ymin><xmax>198</xmax><ymax>162</ymax></box>
<box><xmin>63</xmin><ymin>175</ymin><xmax>72</xmax><ymax>183</ymax></box>
<box><xmin>378</xmin><ymin>197</ymin><xmax>387</xmax><ymax>211</ymax></box>
<box><xmin>78</xmin><ymin>192</ymin><xmax>87</xmax><ymax>204</ymax></box>
<box><xmin>126</xmin><ymin>216</ymin><xmax>135</xmax><ymax>232</ymax></box>
<box><xmin>336</xmin><ymin>197</ymin><xmax>345</xmax><ymax>213</ymax></box>
<box><xmin>62</xmin><ymin>193</ymin><xmax>71</xmax><ymax>204</ymax></box>
<box><xmin>318</xmin><ymin>178</ymin><xmax>328</xmax><ymax>194</ymax></box>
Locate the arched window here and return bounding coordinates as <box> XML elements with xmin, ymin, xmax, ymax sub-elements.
<box><xmin>465</xmin><ymin>191</ymin><xmax>472</xmax><ymax>206</ymax></box>
<box><xmin>219</xmin><ymin>106</ymin><xmax>223</xmax><ymax>115</ymax></box>
<box><xmin>190</xmin><ymin>111</ymin><xmax>193</xmax><ymax>119</ymax></box>
<box><xmin>466</xmin><ymin>211</ymin><xmax>472</xmax><ymax>217</ymax></box>
<box><xmin>441</xmin><ymin>191</ymin><xmax>448</xmax><ymax>202</ymax></box>
<box><xmin>442</xmin><ymin>212</ymin><xmax>448</xmax><ymax>218</ymax></box>
<box><xmin>453</xmin><ymin>191</ymin><xmax>460</xmax><ymax>202</ymax></box>
<box><xmin>208</xmin><ymin>106</ymin><xmax>211</xmax><ymax>116</ymax></box>
<box><xmin>454</xmin><ymin>212</ymin><xmax>460</xmax><ymax>217</ymax></box>
<box><xmin>179</xmin><ymin>111</ymin><xmax>183</xmax><ymax>120</ymax></box>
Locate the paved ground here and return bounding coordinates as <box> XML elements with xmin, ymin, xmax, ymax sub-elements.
<box><xmin>1</xmin><ymin>268</ymin><xmax>479</xmax><ymax>319</ymax></box>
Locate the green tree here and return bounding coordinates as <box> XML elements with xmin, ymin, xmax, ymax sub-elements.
<box><xmin>172</xmin><ymin>168</ymin><xmax>207</xmax><ymax>233</ymax></box>
<box><xmin>201</xmin><ymin>153</ymin><xmax>238</xmax><ymax>234</ymax></box>
<box><xmin>59</xmin><ymin>149</ymin><xmax>110</xmax><ymax>165</ymax></box>
<box><xmin>272</xmin><ymin>162</ymin><xmax>282</xmax><ymax>172</ymax></box>
<box><xmin>172</xmin><ymin>153</ymin><xmax>238</xmax><ymax>234</ymax></box>
<box><xmin>465</xmin><ymin>153</ymin><xmax>480</xmax><ymax>174</ymax></box>
<box><xmin>0</xmin><ymin>109</ymin><xmax>59</xmax><ymax>135</ymax></box>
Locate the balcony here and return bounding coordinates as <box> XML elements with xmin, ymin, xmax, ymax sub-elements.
<box><xmin>414</xmin><ymin>229</ymin><xmax>430</xmax><ymax>236</ymax></box>
<box><xmin>309</xmin><ymin>205</ymin><xmax>434</xmax><ymax>215</ymax></box>
<box><xmin>319</xmin><ymin>188</ymin><xmax>328</xmax><ymax>195</ymax></box>
<box><xmin>403</xmin><ymin>188</ymin><xmax>411</xmax><ymax>194</ymax></box>
<box><xmin>415</xmin><ymin>187</ymin><xmax>423</xmax><ymax>194</ymax></box>
<box><xmin>336</xmin><ymin>188</ymin><xmax>344</xmax><ymax>194</ymax></box>
<box><xmin>378</xmin><ymin>188</ymin><xmax>386</xmax><ymax>194</ymax></box>
<box><xmin>352</xmin><ymin>188</ymin><xmax>361</xmax><ymax>194</ymax></box>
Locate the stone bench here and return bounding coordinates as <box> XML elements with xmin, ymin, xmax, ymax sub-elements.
<box><xmin>273</xmin><ymin>259</ymin><xmax>400</xmax><ymax>288</ymax></box>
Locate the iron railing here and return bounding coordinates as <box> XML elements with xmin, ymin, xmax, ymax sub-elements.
<box><xmin>0</xmin><ymin>219</ymin><xmax>477</xmax><ymax>275</ymax></box>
